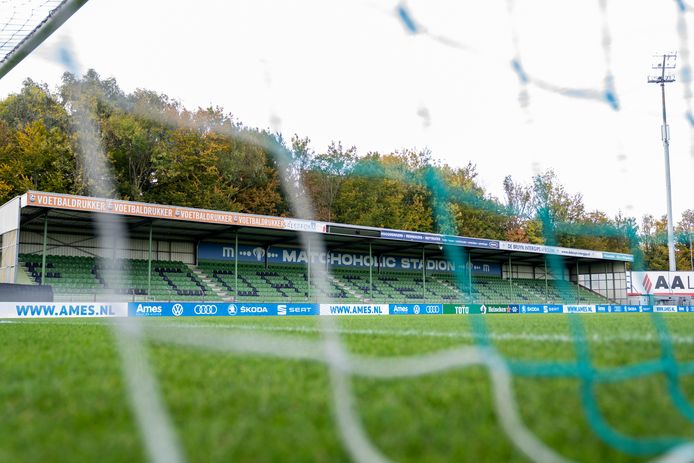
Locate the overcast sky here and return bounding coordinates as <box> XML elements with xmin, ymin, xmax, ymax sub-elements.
<box><xmin>0</xmin><ymin>0</ymin><xmax>692</xmax><ymax>223</ymax></box>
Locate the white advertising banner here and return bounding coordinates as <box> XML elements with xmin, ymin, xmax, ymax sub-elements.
<box><xmin>563</xmin><ymin>304</ymin><xmax>596</xmax><ymax>313</ymax></box>
<box><xmin>0</xmin><ymin>302</ymin><xmax>128</xmax><ymax>318</ymax></box>
<box><xmin>628</xmin><ymin>271</ymin><xmax>694</xmax><ymax>296</ymax></box>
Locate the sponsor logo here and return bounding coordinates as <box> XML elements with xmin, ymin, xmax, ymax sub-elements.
<box><xmin>171</xmin><ymin>303</ymin><xmax>184</xmax><ymax>317</ymax></box>
<box><xmin>425</xmin><ymin>305</ymin><xmax>440</xmax><ymax>314</ymax></box>
<box><xmin>392</xmin><ymin>305</ymin><xmax>408</xmax><ymax>314</ymax></box>
<box><xmin>323</xmin><ymin>304</ymin><xmax>386</xmax><ymax>315</ymax></box>
<box><xmin>194</xmin><ymin>304</ymin><xmax>217</xmax><ymax>315</ymax></box>
<box><xmin>228</xmin><ymin>304</ymin><xmax>237</xmax><ymax>315</ymax></box>
<box><xmin>288</xmin><ymin>306</ymin><xmax>313</xmax><ymax>314</ymax></box>
<box><xmin>413</xmin><ymin>305</ymin><xmax>420</xmax><ymax>314</ymax></box>
<box><xmin>654</xmin><ymin>305</ymin><xmax>678</xmax><ymax>313</ymax></box>
<box><xmin>565</xmin><ymin>305</ymin><xmax>595</xmax><ymax>313</ymax></box>
<box><xmin>136</xmin><ymin>303</ymin><xmax>162</xmax><ymax>314</ymax></box>
<box><xmin>485</xmin><ymin>305</ymin><xmax>509</xmax><ymax>314</ymax></box>
<box><xmin>643</xmin><ymin>274</ymin><xmax>653</xmax><ymax>293</ymax></box>
<box><xmin>278</xmin><ymin>304</ymin><xmax>287</xmax><ymax>316</ymax></box>
<box><xmin>252</xmin><ymin>247</ymin><xmax>266</xmax><ymax>261</ymax></box>
<box><xmin>29</xmin><ymin>194</ymin><xmax>36</xmax><ymax>202</ymax></box>
<box><xmin>240</xmin><ymin>305</ymin><xmax>269</xmax><ymax>314</ymax></box>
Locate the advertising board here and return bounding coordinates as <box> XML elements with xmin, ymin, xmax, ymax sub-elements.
<box><xmin>389</xmin><ymin>303</ymin><xmax>442</xmax><ymax>315</ymax></box>
<box><xmin>1</xmin><ymin>302</ymin><xmax>127</xmax><ymax>318</ymax></box>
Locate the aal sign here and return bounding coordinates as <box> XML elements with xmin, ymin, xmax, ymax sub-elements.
<box><xmin>628</xmin><ymin>272</ymin><xmax>694</xmax><ymax>296</ymax></box>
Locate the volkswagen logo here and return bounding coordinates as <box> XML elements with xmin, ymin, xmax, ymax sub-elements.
<box><xmin>171</xmin><ymin>303</ymin><xmax>184</xmax><ymax>317</ymax></box>
<box><xmin>194</xmin><ymin>304</ymin><xmax>217</xmax><ymax>315</ymax></box>
<box><xmin>228</xmin><ymin>304</ymin><xmax>237</xmax><ymax>315</ymax></box>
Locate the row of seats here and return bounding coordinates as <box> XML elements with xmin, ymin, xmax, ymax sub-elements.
<box><xmin>19</xmin><ymin>254</ymin><xmax>213</xmax><ymax>300</ymax></box>
<box><xmin>18</xmin><ymin>254</ymin><xmax>612</xmax><ymax>304</ymax></box>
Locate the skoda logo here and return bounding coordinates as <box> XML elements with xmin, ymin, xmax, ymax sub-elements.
<box><xmin>228</xmin><ymin>304</ymin><xmax>237</xmax><ymax>315</ymax></box>
<box><xmin>171</xmin><ymin>303</ymin><xmax>184</xmax><ymax>317</ymax></box>
<box><xmin>194</xmin><ymin>304</ymin><xmax>217</xmax><ymax>315</ymax></box>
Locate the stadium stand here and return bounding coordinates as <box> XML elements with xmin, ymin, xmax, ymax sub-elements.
<box><xmin>19</xmin><ymin>254</ymin><xmax>214</xmax><ymax>301</ymax></box>
<box><xmin>17</xmin><ymin>254</ymin><xmax>611</xmax><ymax>304</ymax></box>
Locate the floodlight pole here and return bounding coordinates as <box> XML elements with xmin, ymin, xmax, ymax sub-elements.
<box><xmin>648</xmin><ymin>53</ymin><xmax>678</xmax><ymax>272</ymax></box>
<box><xmin>689</xmin><ymin>226</ymin><xmax>693</xmax><ymax>271</ymax></box>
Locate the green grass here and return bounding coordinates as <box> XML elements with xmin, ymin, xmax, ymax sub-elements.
<box><xmin>2</xmin><ymin>314</ymin><xmax>694</xmax><ymax>462</ymax></box>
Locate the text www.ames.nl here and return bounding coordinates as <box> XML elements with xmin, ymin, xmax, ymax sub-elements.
<box><xmin>329</xmin><ymin>305</ymin><xmax>383</xmax><ymax>315</ymax></box>
<box><xmin>15</xmin><ymin>304</ymin><xmax>116</xmax><ymax>317</ymax></box>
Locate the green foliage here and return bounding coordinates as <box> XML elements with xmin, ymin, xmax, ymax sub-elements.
<box><xmin>0</xmin><ymin>69</ymin><xmax>683</xmax><ymax>263</ymax></box>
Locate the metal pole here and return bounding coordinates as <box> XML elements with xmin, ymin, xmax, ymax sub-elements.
<box><xmin>0</xmin><ymin>0</ymin><xmax>89</xmax><ymax>81</ymax></box>
<box><xmin>41</xmin><ymin>214</ymin><xmax>48</xmax><ymax>285</ymax></box>
<box><xmin>544</xmin><ymin>257</ymin><xmax>548</xmax><ymax>303</ymax></box>
<box><xmin>576</xmin><ymin>260</ymin><xmax>580</xmax><ymax>303</ymax></box>
<box><xmin>467</xmin><ymin>251</ymin><xmax>473</xmax><ymax>302</ymax></box>
<box><xmin>649</xmin><ymin>53</ymin><xmax>677</xmax><ymax>271</ymax></box>
<box><xmin>662</xmin><ymin>81</ymin><xmax>677</xmax><ymax>272</ymax></box>
<box><xmin>369</xmin><ymin>242</ymin><xmax>373</xmax><ymax>299</ymax></box>
<box><xmin>422</xmin><ymin>246</ymin><xmax>426</xmax><ymax>300</ymax></box>
<box><xmin>234</xmin><ymin>232</ymin><xmax>238</xmax><ymax>300</ymax></box>
<box><xmin>689</xmin><ymin>227</ymin><xmax>693</xmax><ymax>271</ymax></box>
<box><xmin>147</xmin><ymin>223</ymin><xmax>152</xmax><ymax>300</ymax></box>
<box><xmin>508</xmin><ymin>255</ymin><xmax>512</xmax><ymax>288</ymax></box>
<box><xmin>307</xmin><ymin>239</ymin><xmax>311</xmax><ymax>301</ymax></box>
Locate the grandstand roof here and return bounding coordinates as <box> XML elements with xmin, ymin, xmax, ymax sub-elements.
<box><xmin>8</xmin><ymin>191</ymin><xmax>633</xmax><ymax>265</ymax></box>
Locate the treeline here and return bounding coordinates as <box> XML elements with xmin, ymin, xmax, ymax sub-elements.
<box><xmin>0</xmin><ymin>70</ymin><xmax>692</xmax><ymax>270</ymax></box>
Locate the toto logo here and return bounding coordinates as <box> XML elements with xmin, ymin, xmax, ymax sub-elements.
<box><xmin>228</xmin><ymin>304</ymin><xmax>237</xmax><ymax>315</ymax></box>
<box><xmin>194</xmin><ymin>304</ymin><xmax>218</xmax><ymax>315</ymax></box>
<box><xmin>171</xmin><ymin>303</ymin><xmax>184</xmax><ymax>317</ymax></box>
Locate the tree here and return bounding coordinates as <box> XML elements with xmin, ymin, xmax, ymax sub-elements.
<box><xmin>304</xmin><ymin>141</ymin><xmax>357</xmax><ymax>222</ymax></box>
<box><xmin>640</xmin><ymin>214</ymin><xmax>669</xmax><ymax>270</ymax></box>
<box><xmin>531</xmin><ymin>170</ymin><xmax>586</xmax><ymax>247</ymax></box>
<box><xmin>675</xmin><ymin>209</ymin><xmax>694</xmax><ymax>271</ymax></box>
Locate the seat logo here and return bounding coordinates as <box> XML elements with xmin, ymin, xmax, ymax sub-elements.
<box><xmin>194</xmin><ymin>304</ymin><xmax>217</xmax><ymax>315</ymax></box>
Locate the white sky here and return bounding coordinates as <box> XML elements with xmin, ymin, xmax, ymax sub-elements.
<box><xmin>0</xmin><ymin>0</ymin><xmax>692</xmax><ymax>223</ymax></box>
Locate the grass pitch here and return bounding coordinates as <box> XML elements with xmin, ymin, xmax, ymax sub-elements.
<box><xmin>2</xmin><ymin>314</ymin><xmax>694</xmax><ymax>462</ymax></box>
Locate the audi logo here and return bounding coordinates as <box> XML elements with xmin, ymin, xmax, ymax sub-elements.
<box><xmin>172</xmin><ymin>303</ymin><xmax>184</xmax><ymax>317</ymax></box>
<box><xmin>194</xmin><ymin>304</ymin><xmax>218</xmax><ymax>315</ymax></box>
<box><xmin>425</xmin><ymin>306</ymin><xmax>440</xmax><ymax>314</ymax></box>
